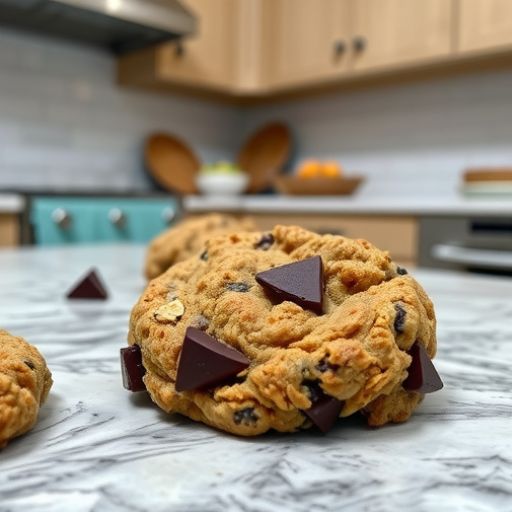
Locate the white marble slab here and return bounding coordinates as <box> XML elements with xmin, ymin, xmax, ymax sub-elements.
<box><xmin>183</xmin><ymin>194</ymin><xmax>512</xmax><ymax>216</ymax></box>
<box><xmin>0</xmin><ymin>245</ymin><xmax>511</xmax><ymax>511</ymax></box>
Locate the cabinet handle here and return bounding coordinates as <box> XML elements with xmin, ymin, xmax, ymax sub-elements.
<box><xmin>333</xmin><ymin>40</ymin><xmax>347</xmax><ymax>57</ymax></box>
<box><xmin>175</xmin><ymin>41</ymin><xmax>185</xmax><ymax>58</ymax></box>
<box><xmin>161</xmin><ymin>207</ymin><xmax>176</xmax><ymax>225</ymax></box>
<box><xmin>51</xmin><ymin>208</ymin><xmax>72</xmax><ymax>230</ymax></box>
<box><xmin>108</xmin><ymin>208</ymin><xmax>126</xmax><ymax>228</ymax></box>
<box><xmin>352</xmin><ymin>36</ymin><xmax>367</xmax><ymax>53</ymax></box>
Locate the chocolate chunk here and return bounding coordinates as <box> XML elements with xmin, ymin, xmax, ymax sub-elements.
<box><xmin>226</xmin><ymin>282</ymin><xmax>250</xmax><ymax>292</ymax></box>
<box><xmin>303</xmin><ymin>385</ymin><xmax>343</xmax><ymax>433</ymax></box>
<box><xmin>24</xmin><ymin>360</ymin><xmax>35</xmax><ymax>370</ymax></box>
<box><xmin>120</xmin><ymin>345</ymin><xmax>146</xmax><ymax>392</ymax></box>
<box><xmin>255</xmin><ymin>233</ymin><xmax>274</xmax><ymax>250</ymax></box>
<box><xmin>397</xmin><ymin>266</ymin><xmax>408</xmax><ymax>275</ymax></box>
<box><xmin>200</xmin><ymin>250</ymin><xmax>208</xmax><ymax>261</ymax></box>
<box><xmin>303</xmin><ymin>381</ymin><xmax>324</xmax><ymax>403</ymax></box>
<box><xmin>394</xmin><ymin>303</ymin><xmax>406</xmax><ymax>333</ymax></box>
<box><xmin>233</xmin><ymin>407</ymin><xmax>258</xmax><ymax>425</ymax></box>
<box><xmin>255</xmin><ymin>256</ymin><xmax>324</xmax><ymax>314</ymax></box>
<box><xmin>403</xmin><ymin>341</ymin><xmax>443</xmax><ymax>394</ymax></box>
<box><xmin>316</xmin><ymin>359</ymin><xmax>339</xmax><ymax>373</ymax></box>
<box><xmin>67</xmin><ymin>268</ymin><xmax>108</xmax><ymax>300</ymax></box>
<box><xmin>175</xmin><ymin>327</ymin><xmax>250</xmax><ymax>392</ymax></box>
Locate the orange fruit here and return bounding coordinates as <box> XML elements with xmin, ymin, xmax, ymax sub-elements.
<box><xmin>321</xmin><ymin>161</ymin><xmax>342</xmax><ymax>178</ymax></box>
<box><xmin>297</xmin><ymin>160</ymin><xmax>322</xmax><ymax>179</ymax></box>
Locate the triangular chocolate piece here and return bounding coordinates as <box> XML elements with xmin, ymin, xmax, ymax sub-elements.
<box><xmin>67</xmin><ymin>268</ymin><xmax>108</xmax><ymax>300</ymax></box>
<box><xmin>304</xmin><ymin>393</ymin><xmax>343</xmax><ymax>433</ymax></box>
<box><xmin>403</xmin><ymin>341</ymin><xmax>443</xmax><ymax>394</ymax></box>
<box><xmin>120</xmin><ymin>345</ymin><xmax>146</xmax><ymax>392</ymax></box>
<box><xmin>175</xmin><ymin>327</ymin><xmax>250</xmax><ymax>392</ymax></box>
<box><xmin>255</xmin><ymin>256</ymin><xmax>324</xmax><ymax>314</ymax></box>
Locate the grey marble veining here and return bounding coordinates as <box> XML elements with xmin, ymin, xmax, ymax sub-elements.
<box><xmin>0</xmin><ymin>245</ymin><xmax>511</xmax><ymax>512</ymax></box>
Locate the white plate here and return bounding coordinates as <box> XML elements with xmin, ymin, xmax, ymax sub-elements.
<box><xmin>461</xmin><ymin>181</ymin><xmax>512</xmax><ymax>197</ymax></box>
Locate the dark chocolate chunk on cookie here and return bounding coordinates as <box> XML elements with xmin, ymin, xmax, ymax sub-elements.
<box><xmin>233</xmin><ymin>407</ymin><xmax>258</xmax><ymax>425</ymax></box>
<box><xmin>403</xmin><ymin>341</ymin><xmax>443</xmax><ymax>394</ymax></box>
<box><xmin>120</xmin><ymin>345</ymin><xmax>146</xmax><ymax>392</ymax></box>
<box><xmin>256</xmin><ymin>256</ymin><xmax>324</xmax><ymax>314</ymax></box>
<box><xmin>255</xmin><ymin>233</ymin><xmax>274</xmax><ymax>250</ymax></box>
<box><xmin>175</xmin><ymin>327</ymin><xmax>250</xmax><ymax>392</ymax></box>
<box><xmin>303</xmin><ymin>385</ymin><xmax>343</xmax><ymax>433</ymax></box>
<box><xmin>394</xmin><ymin>303</ymin><xmax>406</xmax><ymax>333</ymax></box>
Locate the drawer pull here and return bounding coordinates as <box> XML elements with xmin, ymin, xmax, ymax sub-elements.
<box><xmin>333</xmin><ymin>39</ymin><xmax>347</xmax><ymax>57</ymax></box>
<box><xmin>108</xmin><ymin>208</ymin><xmax>126</xmax><ymax>228</ymax></box>
<box><xmin>161</xmin><ymin>207</ymin><xmax>176</xmax><ymax>225</ymax></box>
<box><xmin>352</xmin><ymin>36</ymin><xmax>366</xmax><ymax>53</ymax></box>
<box><xmin>51</xmin><ymin>208</ymin><xmax>72</xmax><ymax>229</ymax></box>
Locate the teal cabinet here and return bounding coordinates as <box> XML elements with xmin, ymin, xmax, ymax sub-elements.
<box><xmin>31</xmin><ymin>197</ymin><xmax>178</xmax><ymax>245</ymax></box>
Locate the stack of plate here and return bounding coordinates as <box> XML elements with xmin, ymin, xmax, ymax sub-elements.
<box><xmin>461</xmin><ymin>168</ymin><xmax>512</xmax><ymax>197</ymax></box>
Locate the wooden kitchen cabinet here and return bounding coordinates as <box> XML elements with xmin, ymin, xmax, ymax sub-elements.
<box><xmin>0</xmin><ymin>214</ymin><xmax>19</xmax><ymax>247</ymax></box>
<box><xmin>349</xmin><ymin>0</ymin><xmax>453</xmax><ymax>71</ymax></box>
<box><xmin>119</xmin><ymin>0</ymin><xmax>512</xmax><ymax>100</ymax></box>
<box><xmin>265</xmin><ymin>0</ymin><xmax>351</xmax><ymax>88</ymax></box>
<box><xmin>458</xmin><ymin>0</ymin><xmax>512</xmax><ymax>53</ymax></box>
<box><xmin>118</xmin><ymin>0</ymin><xmax>266</xmax><ymax>93</ymax></box>
<box><xmin>156</xmin><ymin>0</ymin><xmax>237</xmax><ymax>89</ymax></box>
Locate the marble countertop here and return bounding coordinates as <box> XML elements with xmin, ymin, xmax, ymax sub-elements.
<box><xmin>0</xmin><ymin>194</ymin><xmax>25</xmax><ymax>213</ymax></box>
<box><xmin>183</xmin><ymin>194</ymin><xmax>512</xmax><ymax>216</ymax></box>
<box><xmin>1</xmin><ymin>245</ymin><xmax>511</xmax><ymax>511</ymax></box>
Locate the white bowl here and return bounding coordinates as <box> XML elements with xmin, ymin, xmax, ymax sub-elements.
<box><xmin>196</xmin><ymin>173</ymin><xmax>249</xmax><ymax>196</ymax></box>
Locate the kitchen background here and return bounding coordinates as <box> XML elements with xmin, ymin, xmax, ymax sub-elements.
<box><xmin>0</xmin><ymin>0</ymin><xmax>511</xmax><ymax>272</ymax></box>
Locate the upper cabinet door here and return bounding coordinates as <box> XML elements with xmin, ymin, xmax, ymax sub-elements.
<box><xmin>266</xmin><ymin>0</ymin><xmax>351</xmax><ymax>88</ymax></box>
<box><xmin>157</xmin><ymin>0</ymin><xmax>237</xmax><ymax>88</ymax></box>
<box><xmin>350</xmin><ymin>0</ymin><xmax>453</xmax><ymax>71</ymax></box>
<box><xmin>458</xmin><ymin>0</ymin><xmax>512</xmax><ymax>53</ymax></box>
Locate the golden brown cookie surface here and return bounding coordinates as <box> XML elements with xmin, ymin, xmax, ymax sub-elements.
<box><xmin>129</xmin><ymin>225</ymin><xmax>437</xmax><ymax>436</ymax></box>
<box><xmin>0</xmin><ymin>330</ymin><xmax>53</xmax><ymax>448</ymax></box>
<box><xmin>144</xmin><ymin>213</ymin><xmax>256</xmax><ymax>279</ymax></box>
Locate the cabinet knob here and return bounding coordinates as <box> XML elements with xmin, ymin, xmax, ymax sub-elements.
<box><xmin>352</xmin><ymin>36</ymin><xmax>367</xmax><ymax>53</ymax></box>
<box><xmin>51</xmin><ymin>208</ymin><xmax>72</xmax><ymax>229</ymax></box>
<box><xmin>175</xmin><ymin>41</ymin><xmax>185</xmax><ymax>58</ymax></box>
<box><xmin>161</xmin><ymin>207</ymin><xmax>176</xmax><ymax>225</ymax></box>
<box><xmin>108</xmin><ymin>208</ymin><xmax>126</xmax><ymax>228</ymax></box>
<box><xmin>333</xmin><ymin>40</ymin><xmax>347</xmax><ymax>57</ymax></box>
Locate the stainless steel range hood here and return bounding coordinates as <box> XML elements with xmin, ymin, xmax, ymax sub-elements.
<box><xmin>0</xmin><ymin>0</ymin><xmax>196</xmax><ymax>54</ymax></box>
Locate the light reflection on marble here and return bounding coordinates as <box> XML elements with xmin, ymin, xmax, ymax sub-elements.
<box><xmin>0</xmin><ymin>245</ymin><xmax>511</xmax><ymax>512</ymax></box>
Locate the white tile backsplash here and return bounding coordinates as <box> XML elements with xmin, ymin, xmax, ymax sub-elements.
<box><xmin>241</xmin><ymin>70</ymin><xmax>512</xmax><ymax>198</ymax></box>
<box><xmin>0</xmin><ymin>28</ymin><xmax>240</xmax><ymax>192</ymax></box>
<box><xmin>2</xmin><ymin>25</ymin><xmax>512</xmax><ymax>197</ymax></box>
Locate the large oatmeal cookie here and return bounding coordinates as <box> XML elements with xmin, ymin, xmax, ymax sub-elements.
<box><xmin>0</xmin><ymin>330</ymin><xmax>53</xmax><ymax>448</ymax></box>
<box><xmin>144</xmin><ymin>213</ymin><xmax>256</xmax><ymax>279</ymax></box>
<box><xmin>129</xmin><ymin>225</ymin><xmax>437</xmax><ymax>436</ymax></box>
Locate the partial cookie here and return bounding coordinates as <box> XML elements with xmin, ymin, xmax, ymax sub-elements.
<box><xmin>0</xmin><ymin>330</ymin><xmax>53</xmax><ymax>448</ymax></box>
<box><xmin>144</xmin><ymin>213</ymin><xmax>256</xmax><ymax>279</ymax></box>
<box><xmin>128</xmin><ymin>225</ymin><xmax>439</xmax><ymax>436</ymax></box>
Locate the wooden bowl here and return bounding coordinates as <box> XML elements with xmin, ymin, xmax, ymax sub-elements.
<box><xmin>145</xmin><ymin>133</ymin><xmax>201</xmax><ymax>194</ymax></box>
<box><xmin>237</xmin><ymin>122</ymin><xmax>291</xmax><ymax>193</ymax></box>
<box><xmin>275</xmin><ymin>176</ymin><xmax>364</xmax><ymax>196</ymax></box>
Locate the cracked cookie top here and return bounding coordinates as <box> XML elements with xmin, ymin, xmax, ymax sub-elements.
<box><xmin>129</xmin><ymin>225</ymin><xmax>437</xmax><ymax>436</ymax></box>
